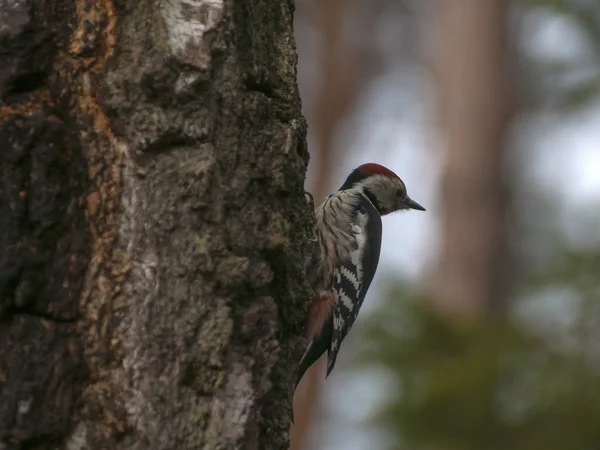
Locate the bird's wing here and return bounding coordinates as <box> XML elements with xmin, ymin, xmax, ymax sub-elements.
<box><xmin>326</xmin><ymin>194</ymin><xmax>382</xmax><ymax>376</ymax></box>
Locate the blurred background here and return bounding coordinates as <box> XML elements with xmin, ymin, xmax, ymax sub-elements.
<box><xmin>290</xmin><ymin>0</ymin><xmax>600</xmax><ymax>449</ymax></box>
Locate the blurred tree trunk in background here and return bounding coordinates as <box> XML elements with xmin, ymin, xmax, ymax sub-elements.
<box><xmin>0</xmin><ymin>1</ymin><xmax>311</xmax><ymax>449</ymax></box>
<box><xmin>431</xmin><ymin>0</ymin><xmax>517</xmax><ymax>319</ymax></box>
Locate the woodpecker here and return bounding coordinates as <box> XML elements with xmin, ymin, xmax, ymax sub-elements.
<box><xmin>297</xmin><ymin>163</ymin><xmax>425</xmax><ymax>388</ymax></box>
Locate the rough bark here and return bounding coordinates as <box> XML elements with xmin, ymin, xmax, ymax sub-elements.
<box><xmin>430</xmin><ymin>0</ymin><xmax>517</xmax><ymax>319</ymax></box>
<box><xmin>0</xmin><ymin>1</ymin><xmax>311</xmax><ymax>449</ymax></box>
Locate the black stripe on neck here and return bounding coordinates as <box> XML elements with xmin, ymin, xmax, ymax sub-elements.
<box><xmin>361</xmin><ymin>189</ymin><xmax>382</xmax><ymax>215</ymax></box>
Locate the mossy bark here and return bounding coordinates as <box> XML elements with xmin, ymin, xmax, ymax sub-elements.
<box><xmin>0</xmin><ymin>0</ymin><xmax>311</xmax><ymax>449</ymax></box>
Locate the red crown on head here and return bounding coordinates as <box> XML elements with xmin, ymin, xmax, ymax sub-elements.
<box><xmin>357</xmin><ymin>163</ymin><xmax>400</xmax><ymax>180</ymax></box>
<box><xmin>339</xmin><ymin>163</ymin><xmax>402</xmax><ymax>191</ymax></box>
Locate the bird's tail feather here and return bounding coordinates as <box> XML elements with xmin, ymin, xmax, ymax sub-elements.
<box><xmin>295</xmin><ymin>315</ymin><xmax>333</xmax><ymax>389</ymax></box>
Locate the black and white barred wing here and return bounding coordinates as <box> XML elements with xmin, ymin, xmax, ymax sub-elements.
<box><xmin>326</xmin><ymin>196</ymin><xmax>382</xmax><ymax>376</ymax></box>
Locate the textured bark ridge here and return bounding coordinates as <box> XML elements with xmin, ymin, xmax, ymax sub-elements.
<box><xmin>0</xmin><ymin>0</ymin><xmax>311</xmax><ymax>449</ymax></box>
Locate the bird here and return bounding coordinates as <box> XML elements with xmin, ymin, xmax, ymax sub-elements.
<box><xmin>296</xmin><ymin>163</ymin><xmax>425</xmax><ymax>389</ymax></box>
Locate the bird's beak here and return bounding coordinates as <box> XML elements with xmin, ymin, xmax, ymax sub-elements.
<box><xmin>406</xmin><ymin>197</ymin><xmax>426</xmax><ymax>211</ymax></box>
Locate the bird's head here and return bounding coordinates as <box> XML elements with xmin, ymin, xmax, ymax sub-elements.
<box><xmin>339</xmin><ymin>163</ymin><xmax>425</xmax><ymax>215</ymax></box>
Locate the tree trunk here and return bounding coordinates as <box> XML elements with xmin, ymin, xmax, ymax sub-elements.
<box><xmin>0</xmin><ymin>1</ymin><xmax>311</xmax><ymax>449</ymax></box>
<box><xmin>430</xmin><ymin>0</ymin><xmax>517</xmax><ymax>319</ymax></box>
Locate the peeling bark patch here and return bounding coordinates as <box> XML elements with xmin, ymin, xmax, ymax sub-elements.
<box><xmin>160</xmin><ymin>0</ymin><xmax>224</xmax><ymax>69</ymax></box>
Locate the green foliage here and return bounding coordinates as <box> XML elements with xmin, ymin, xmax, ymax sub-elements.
<box><xmin>360</xmin><ymin>282</ymin><xmax>600</xmax><ymax>450</ymax></box>
<box><xmin>559</xmin><ymin>79</ymin><xmax>600</xmax><ymax>111</ymax></box>
<box><xmin>528</xmin><ymin>250</ymin><xmax>600</xmax><ymax>291</ymax></box>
